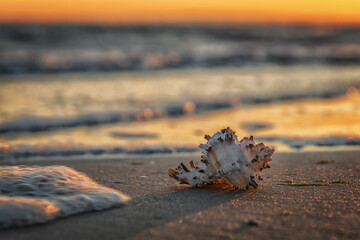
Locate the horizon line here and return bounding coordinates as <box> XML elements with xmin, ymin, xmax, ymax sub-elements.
<box><xmin>1</xmin><ymin>20</ymin><xmax>360</xmax><ymax>27</ymax></box>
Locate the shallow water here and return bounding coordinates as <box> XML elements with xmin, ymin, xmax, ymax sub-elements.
<box><xmin>1</xmin><ymin>25</ymin><xmax>360</xmax><ymax>160</ymax></box>
<box><xmin>0</xmin><ymin>66</ymin><xmax>360</xmax><ymax>161</ymax></box>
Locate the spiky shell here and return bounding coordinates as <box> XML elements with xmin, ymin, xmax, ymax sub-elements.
<box><xmin>168</xmin><ymin>127</ymin><xmax>274</xmax><ymax>189</ymax></box>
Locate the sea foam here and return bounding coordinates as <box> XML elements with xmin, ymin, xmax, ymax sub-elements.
<box><xmin>0</xmin><ymin>165</ymin><xmax>130</xmax><ymax>229</ymax></box>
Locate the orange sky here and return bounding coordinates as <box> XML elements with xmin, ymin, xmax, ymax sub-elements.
<box><xmin>0</xmin><ymin>0</ymin><xmax>360</xmax><ymax>25</ymax></box>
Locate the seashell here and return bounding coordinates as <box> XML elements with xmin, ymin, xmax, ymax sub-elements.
<box><xmin>168</xmin><ymin>127</ymin><xmax>274</xmax><ymax>189</ymax></box>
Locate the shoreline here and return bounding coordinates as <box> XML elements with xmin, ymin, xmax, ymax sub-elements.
<box><xmin>1</xmin><ymin>150</ymin><xmax>359</xmax><ymax>239</ymax></box>
<box><xmin>1</xmin><ymin>147</ymin><xmax>360</xmax><ymax>165</ymax></box>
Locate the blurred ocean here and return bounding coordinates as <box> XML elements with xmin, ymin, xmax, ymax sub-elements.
<box><xmin>0</xmin><ymin>24</ymin><xmax>360</xmax><ymax>161</ymax></box>
<box><xmin>1</xmin><ymin>24</ymin><xmax>360</xmax><ymax>74</ymax></box>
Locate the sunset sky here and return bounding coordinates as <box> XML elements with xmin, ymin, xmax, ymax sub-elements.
<box><xmin>0</xmin><ymin>0</ymin><xmax>359</xmax><ymax>25</ymax></box>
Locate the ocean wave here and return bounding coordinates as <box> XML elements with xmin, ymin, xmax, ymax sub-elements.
<box><xmin>0</xmin><ymin>101</ymin><xmax>232</xmax><ymax>134</ymax></box>
<box><xmin>0</xmin><ymin>87</ymin><xmax>349</xmax><ymax>134</ymax></box>
<box><xmin>0</xmin><ymin>165</ymin><xmax>130</xmax><ymax>229</ymax></box>
<box><xmin>258</xmin><ymin>136</ymin><xmax>360</xmax><ymax>149</ymax></box>
<box><xmin>1</xmin><ymin>136</ymin><xmax>359</xmax><ymax>161</ymax></box>
<box><xmin>0</xmin><ymin>144</ymin><xmax>199</xmax><ymax>161</ymax></box>
<box><xmin>1</xmin><ymin>25</ymin><xmax>360</xmax><ymax>74</ymax></box>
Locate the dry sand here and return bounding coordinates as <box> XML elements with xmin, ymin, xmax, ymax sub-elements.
<box><xmin>1</xmin><ymin>150</ymin><xmax>359</xmax><ymax>240</ymax></box>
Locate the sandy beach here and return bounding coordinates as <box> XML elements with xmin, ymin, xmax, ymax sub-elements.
<box><xmin>1</xmin><ymin>150</ymin><xmax>359</xmax><ymax>240</ymax></box>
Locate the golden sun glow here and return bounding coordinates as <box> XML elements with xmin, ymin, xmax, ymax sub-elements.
<box><xmin>0</xmin><ymin>0</ymin><xmax>359</xmax><ymax>24</ymax></box>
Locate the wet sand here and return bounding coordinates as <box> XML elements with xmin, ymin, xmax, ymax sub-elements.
<box><xmin>1</xmin><ymin>150</ymin><xmax>360</xmax><ymax>240</ymax></box>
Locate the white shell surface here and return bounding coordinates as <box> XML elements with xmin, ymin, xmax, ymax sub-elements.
<box><xmin>168</xmin><ymin>127</ymin><xmax>274</xmax><ymax>189</ymax></box>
